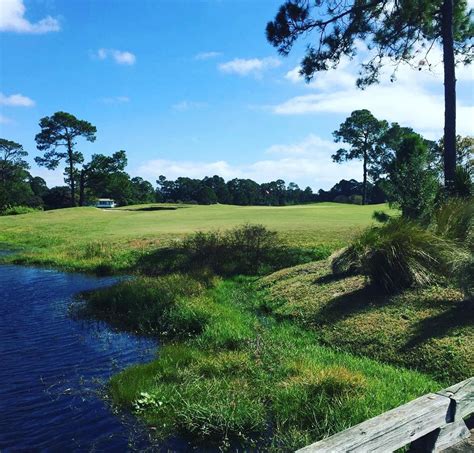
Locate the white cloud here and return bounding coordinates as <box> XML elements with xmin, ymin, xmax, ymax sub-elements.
<box><xmin>266</xmin><ymin>133</ymin><xmax>338</xmax><ymax>156</ymax></box>
<box><xmin>274</xmin><ymin>47</ymin><xmax>474</xmax><ymax>138</ymax></box>
<box><xmin>194</xmin><ymin>51</ymin><xmax>222</xmax><ymax>61</ymax></box>
<box><xmin>0</xmin><ymin>0</ymin><xmax>60</xmax><ymax>34</ymax></box>
<box><xmin>219</xmin><ymin>57</ymin><xmax>281</xmax><ymax>77</ymax></box>
<box><xmin>172</xmin><ymin>100</ymin><xmax>207</xmax><ymax>111</ymax></box>
<box><xmin>101</xmin><ymin>96</ymin><xmax>130</xmax><ymax>104</ymax></box>
<box><xmin>136</xmin><ymin>134</ymin><xmax>361</xmax><ymax>190</ymax></box>
<box><xmin>0</xmin><ymin>92</ymin><xmax>35</xmax><ymax>107</ymax></box>
<box><xmin>96</xmin><ymin>48</ymin><xmax>136</xmax><ymax>65</ymax></box>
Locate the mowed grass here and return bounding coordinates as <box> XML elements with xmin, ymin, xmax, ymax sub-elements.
<box><xmin>260</xmin><ymin>260</ymin><xmax>474</xmax><ymax>384</ymax></box>
<box><xmin>0</xmin><ymin>203</ymin><xmax>393</xmax><ymax>273</ymax></box>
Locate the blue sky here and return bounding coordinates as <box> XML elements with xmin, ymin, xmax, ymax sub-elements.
<box><xmin>1</xmin><ymin>0</ymin><xmax>473</xmax><ymax>190</ymax></box>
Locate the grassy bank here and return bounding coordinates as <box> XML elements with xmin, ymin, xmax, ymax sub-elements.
<box><xmin>0</xmin><ymin>203</ymin><xmax>392</xmax><ymax>273</ymax></box>
<box><xmin>78</xmin><ymin>275</ymin><xmax>440</xmax><ymax>451</ymax></box>
<box><xmin>260</xmin><ymin>260</ymin><xmax>473</xmax><ymax>384</ymax></box>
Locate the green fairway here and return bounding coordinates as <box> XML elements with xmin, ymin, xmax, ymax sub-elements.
<box><xmin>0</xmin><ymin>203</ymin><xmax>393</xmax><ymax>272</ymax></box>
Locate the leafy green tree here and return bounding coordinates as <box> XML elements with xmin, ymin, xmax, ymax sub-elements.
<box><xmin>130</xmin><ymin>177</ymin><xmax>155</xmax><ymax>204</ymax></box>
<box><xmin>42</xmin><ymin>186</ymin><xmax>72</xmax><ymax>210</ymax></box>
<box><xmin>29</xmin><ymin>176</ymin><xmax>48</xmax><ymax>199</ymax></box>
<box><xmin>203</xmin><ymin>175</ymin><xmax>232</xmax><ymax>204</ymax></box>
<box><xmin>35</xmin><ymin>112</ymin><xmax>97</xmax><ymax>206</ymax></box>
<box><xmin>79</xmin><ymin>150</ymin><xmax>127</xmax><ymax>205</ymax></box>
<box><xmin>387</xmin><ymin>133</ymin><xmax>439</xmax><ymax>220</ymax></box>
<box><xmin>332</xmin><ymin>110</ymin><xmax>389</xmax><ymax>204</ymax></box>
<box><xmin>0</xmin><ymin>139</ymin><xmax>34</xmax><ymax>210</ymax></box>
<box><xmin>266</xmin><ymin>0</ymin><xmax>474</xmax><ymax>191</ymax></box>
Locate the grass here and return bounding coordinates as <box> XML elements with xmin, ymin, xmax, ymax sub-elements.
<box><xmin>3</xmin><ymin>201</ymin><xmax>467</xmax><ymax>450</ymax></box>
<box><xmin>259</xmin><ymin>259</ymin><xmax>474</xmax><ymax>384</ymax></box>
<box><xmin>0</xmin><ymin>203</ymin><xmax>393</xmax><ymax>273</ymax></box>
<box><xmin>80</xmin><ymin>275</ymin><xmax>440</xmax><ymax>451</ymax></box>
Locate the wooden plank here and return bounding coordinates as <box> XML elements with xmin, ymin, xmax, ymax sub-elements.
<box><xmin>434</xmin><ymin>419</ymin><xmax>471</xmax><ymax>452</ymax></box>
<box><xmin>297</xmin><ymin>393</ymin><xmax>451</xmax><ymax>453</ymax></box>
<box><xmin>437</xmin><ymin>377</ymin><xmax>474</xmax><ymax>421</ymax></box>
<box><xmin>408</xmin><ymin>419</ymin><xmax>471</xmax><ymax>452</ymax></box>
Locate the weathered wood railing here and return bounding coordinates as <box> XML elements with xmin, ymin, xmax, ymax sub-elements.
<box><xmin>298</xmin><ymin>377</ymin><xmax>473</xmax><ymax>452</ymax></box>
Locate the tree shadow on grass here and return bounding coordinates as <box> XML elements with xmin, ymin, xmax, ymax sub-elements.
<box><xmin>402</xmin><ymin>299</ymin><xmax>474</xmax><ymax>350</ymax></box>
<box><xmin>311</xmin><ymin>283</ymin><xmax>389</xmax><ymax>325</ymax></box>
<box><xmin>121</xmin><ymin>206</ymin><xmax>180</xmax><ymax>212</ymax></box>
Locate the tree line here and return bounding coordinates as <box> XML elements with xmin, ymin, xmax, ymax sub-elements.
<box><xmin>1</xmin><ymin>109</ymin><xmax>472</xmax><ymax>214</ymax></box>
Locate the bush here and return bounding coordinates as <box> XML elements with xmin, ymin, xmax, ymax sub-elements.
<box><xmin>433</xmin><ymin>197</ymin><xmax>473</xmax><ymax>245</ymax></box>
<box><xmin>332</xmin><ymin>217</ymin><xmax>467</xmax><ymax>293</ymax></box>
<box><xmin>139</xmin><ymin>224</ymin><xmax>324</xmax><ymax>276</ymax></box>
<box><xmin>348</xmin><ymin>194</ymin><xmax>363</xmax><ymax>205</ymax></box>
<box><xmin>1</xmin><ymin>205</ymin><xmax>41</xmax><ymax>216</ymax></box>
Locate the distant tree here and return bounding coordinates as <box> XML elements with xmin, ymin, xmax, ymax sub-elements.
<box><xmin>130</xmin><ymin>177</ymin><xmax>155</xmax><ymax>204</ymax></box>
<box><xmin>42</xmin><ymin>186</ymin><xmax>72</xmax><ymax>210</ymax></box>
<box><xmin>35</xmin><ymin>112</ymin><xmax>97</xmax><ymax>207</ymax></box>
<box><xmin>387</xmin><ymin>133</ymin><xmax>439</xmax><ymax>220</ymax></box>
<box><xmin>332</xmin><ymin>110</ymin><xmax>388</xmax><ymax>204</ymax></box>
<box><xmin>29</xmin><ymin>176</ymin><xmax>48</xmax><ymax>199</ymax></box>
<box><xmin>434</xmin><ymin>135</ymin><xmax>474</xmax><ymax>169</ymax></box>
<box><xmin>79</xmin><ymin>150</ymin><xmax>127</xmax><ymax>205</ymax></box>
<box><xmin>227</xmin><ymin>178</ymin><xmax>261</xmax><ymax>205</ymax></box>
<box><xmin>266</xmin><ymin>0</ymin><xmax>474</xmax><ymax>192</ymax></box>
<box><xmin>0</xmin><ymin>139</ymin><xmax>33</xmax><ymax>210</ymax></box>
<box><xmin>196</xmin><ymin>185</ymin><xmax>218</xmax><ymax>205</ymax></box>
<box><xmin>203</xmin><ymin>175</ymin><xmax>232</xmax><ymax>204</ymax></box>
<box><xmin>302</xmin><ymin>186</ymin><xmax>314</xmax><ymax>203</ymax></box>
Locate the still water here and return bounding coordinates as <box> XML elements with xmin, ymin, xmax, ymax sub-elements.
<box><xmin>0</xmin><ymin>263</ymin><xmax>158</xmax><ymax>452</ymax></box>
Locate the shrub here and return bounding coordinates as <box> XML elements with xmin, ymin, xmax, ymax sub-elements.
<box><xmin>1</xmin><ymin>205</ymin><xmax>41</xmax><ymax>216</ymax></box>
<box><xmin>433</xmin><ymin>197</ymin><xmax>473</xmax><ymax>245</ymax></box>
<box><xmin>348</xmin><ymin>194</ymin><xmax>363</xmax><ymax>205</ymax></box>
<box><xmin>139</xmin><ymin>224</ymin><xmax>324</xmax><ymax>276</ymax></box>
<box><xmin>332</xmin><ymin>217</ymin><xmax>467</xmax><ymax>292</ymax></box>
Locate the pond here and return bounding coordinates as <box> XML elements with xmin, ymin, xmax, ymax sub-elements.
<box><xmin>0</xmin><ymin>263</ymin><xmax>159</xmax><ymax>451</ymax></box>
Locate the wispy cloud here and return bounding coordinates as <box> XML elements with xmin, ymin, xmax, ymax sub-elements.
<box><xmin>273</xmin><ymin>46</ymin><xmax>474</xmax><ymax>139</ymax></box>
<box><xmin>136</xmin><ymin>134</ymin><xmax>360</xmax><ymax>190</ymax></box>
<box><xmin>266</xmin><ymin>134</ymin><xmax>338</xmax><ymax>156</ymax></box>
<box><xmin>194</xmin><ymin>51</ymin><xmax>222</xmax><ymax>61</ymax></box>
<box><xmin>0</xmin><ymin>0</ymin><xmax>60</xmax><ymax>34</ymax></box>
<box><xmin>218</xmin><ymin>57</ymin><xmax>281</xmax><ymax>77</ymax></box>
<box><xmin>95</xmin><ymin>48</ymin><xmax>136</xmax><ymax>65</ymax></box>
<box><xmin>0</xmin><ymin>92</ymin><xmax>35</xmax><ymax>107</ymax></box>
<box><xmin>101</xmin><ymin>96</ymin><xmax>130</xmax><ymax>104</ymax></box>
<box><xmin>172</xmin><ymin>100</ymin><xmax>207</xmax><ymax>112</ymax></box>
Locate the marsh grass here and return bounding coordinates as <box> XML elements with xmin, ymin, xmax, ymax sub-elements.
<box><xmin>83</xmin><ymin>276</ymin><xmax>440</xmax><ymax>451</ymax></box>
<box><xmin>332</xmin><ymin>217</ymin><xmax>467</xmax><ymax>293</ymax></box>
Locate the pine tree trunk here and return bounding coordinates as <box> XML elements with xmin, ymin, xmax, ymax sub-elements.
<box><xmin>66</xmin><ymin>138</ymin><xmax>76</xmax><ymax>207</ymax></box>
<box><xmin>79</xmin><ymin>170</ymin><xmax>85</xmax><ymax>206</ymax></box>
<box><xmin>363</xmin><ymin>151</ymin><xmax>368</xmax><ymax>205</ymax></box>
<box><xmin>441</xmin><ymin>0</ymin><xmax>456</xmax><ymax>192</ymax></box>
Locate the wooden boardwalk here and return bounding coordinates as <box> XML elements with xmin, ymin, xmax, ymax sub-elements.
<box><xmin>444</xmin><ymin>420</ymin><xmax>473</xmax><ymax>453</ymax></box>
<box><xmin>298</xmin><ymin>378</ymin><xmax>474</xmax><ymax>452</ymax></box>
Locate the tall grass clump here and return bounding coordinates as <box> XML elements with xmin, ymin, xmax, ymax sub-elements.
<box><xmin>433</xmin><ymin>197</ymin><xmax>473</xmax><ymax>299</ymax></box>
<box><xmin>332</xmin><ymin>217</ymin><xmax>467</xmax><ymax>293</ymax></box>
<box><xmin>433</xmin><ymin>197</ymin><xmax>473</xmax><ymax>245</ymax></box>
